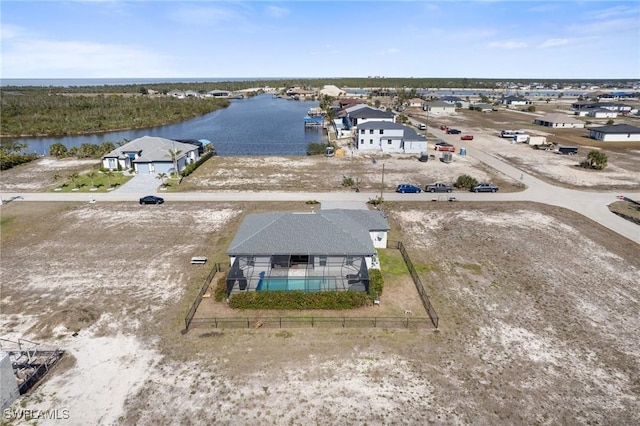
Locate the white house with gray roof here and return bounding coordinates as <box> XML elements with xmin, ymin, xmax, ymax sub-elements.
<box><xmin>343</xmin><ymin>105</ymin><xmax>395</xmax><ymax>129</ymax></box>
<box><xmin>355</xmin><ymin>122</ymin><xmax>427</xmax><ymax>154</ymax></box>
<box><xmin>101</xmin><ymin>136</ymin><xmax>200</xmax><ymax>174</ymax></box>
<box><xmin>225</xmin><ymin>209</ymin><xmax>390</xmax><ymax>295</ymax></box>
<box><xmin>588</xmin><ymin>124</ymin><xmax>640</xmax><ymax>142</ymax></box>
<box><xmin>423</xmin><ymin>100</ymin><xmax>456</xmax><ymax>114</ymax></box>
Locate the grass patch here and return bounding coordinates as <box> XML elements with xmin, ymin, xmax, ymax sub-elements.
<box><xmin>456</xmin><ymin>263</ymin><xmax>482</xmax><ymax>275</ymax></box>
<box><xmin>378</xmin><ymin>249</ymin><xmax>408</xmax><ymax>276</ymax></box>
<box><xmin>51</xmin><ymin>172</ymin><xmax>133</xmax><ymax>192</ymax></box>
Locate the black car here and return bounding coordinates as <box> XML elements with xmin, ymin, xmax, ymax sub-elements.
<box><xmin>139</xmin><ymin>195</ymin><xmax>165</xmax><ymax>204</ymax></box>
<box><xmin>446</xmin><ymin>129</ymin><xmax>461</xmax><ymax>134</ymax></box>
<box><xmin>471</xmin><ymin>183</ymin><xmax>499</xmax><ymax>193</ymax></box>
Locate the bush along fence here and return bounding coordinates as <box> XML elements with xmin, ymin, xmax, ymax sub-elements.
<box><xmin>389</xmin><ymin>240</ymin><xmax>440</xmax><ymax>328</ymax></box>
<box><xmin>189</xmin><ymin>316</ymin><xmax>433</xmax><ymax>330</ymax></box>
<box><xmin>182</xmin><ymin>263</ymin><xmax>225</xmax><ymax>333</ymax></box>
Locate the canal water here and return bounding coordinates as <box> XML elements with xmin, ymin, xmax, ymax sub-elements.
<box><xmin>12</xmin><ymin>94</ymin><xmax>325</xmax><ymax>156</ymax></box>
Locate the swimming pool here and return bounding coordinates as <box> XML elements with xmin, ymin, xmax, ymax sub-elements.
<box><xmin>257</xmin><ymin>277</ymin><xmax>327</xmax><ymax>292</ymax></box>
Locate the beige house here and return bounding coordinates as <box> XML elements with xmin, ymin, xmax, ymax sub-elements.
<box><xmin>533</xmin><ymin>113</ymin><xmax>585</xmax><ymax>128</ymax></box>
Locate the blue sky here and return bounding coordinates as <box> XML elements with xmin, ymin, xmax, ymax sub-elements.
<box><xmin>1</xmin><ymin>1</ymin><xmax>639</xmax><ymax>79</ymax></box>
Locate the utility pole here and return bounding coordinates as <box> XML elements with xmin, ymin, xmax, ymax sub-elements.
<box><xmin>380</xmin><ymin>163</ymin><xmax>385</xmax><ymax>202</ymax></box>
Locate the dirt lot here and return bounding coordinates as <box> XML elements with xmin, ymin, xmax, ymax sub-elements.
<box><xmin>1</xmin><ymin>98</ymin><xmax>639</xmax><ymax>425</ymax></box>
<box><xmin>1</xmin><ymin>197</ymin><xmax>639</xmax><ymax>425</ymax></box>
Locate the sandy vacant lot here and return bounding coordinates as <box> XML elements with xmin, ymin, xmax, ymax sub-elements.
<box><xmin>1</xmin><ymin>99</ymin><xmax>639</xmax><ymax>425</ymax></box>
<box><xmin>1</xmin><ymin>199</ymin><xmax>638</xmax><ymax>425</ymax></box>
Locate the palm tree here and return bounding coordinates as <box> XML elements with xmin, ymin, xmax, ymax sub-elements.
<box><xmin>168</xmin><ymin>146</ymin><xmax>182</xmax><ymax>182</ymax></box>
<box><xmin>68</xmin><ymin>172</ymin><xmax>79</xmax><ymax>188</ymax></box>
<box><xmin>156</xmin><ymin>172</ymin><xmax>168</xmax><ymax>188</ymax></box>
<box><xmin>104</xmin><ymin>170</ymin><xmax>114</xmax><ymax>188</ymax></box>
<box><xmin>587</xmin><ymin>150</ymin><xmax>608</xmax><ymax>170</ymax></box>
<box><xmin>87</xmin><ymin>171</ymin><xmax>97</xmax><ymax>189</ymax></box>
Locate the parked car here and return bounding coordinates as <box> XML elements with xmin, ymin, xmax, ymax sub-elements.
<box><xmin>460</xmin><ymin>135</ymin><xmax>474</xmax><ymax>141</ymax></box>
<box><xmin>446</xmin><ymin>128</ymin><xmax>461</xmax><ymax>134</ymax></box>
<box><xmin>396</xmin><ymin>184</ymin><xmax>422</xmax><ymax>193</ymax></box>
<box><xmin>435</xmin><ymin>144</ymin><xmax>455</xmax><ymax>152</ymax></box>
<box><xmin>440</xmin><ymin>125</ymin><xmax>450</xmax><ymax>131</ymax></box>
<box><xmin>471</xmin><ymin>183</ymin><xmax>499</xmax><ymax>193</ymax></box>
<box><xmin>434</xmin><ymin>140</ymin><xmax>448</xmax><ymax>146</ymax></box>
<box><xmin>417</xmin><ymin>123</ymin><xmax>427</xmax><ymax>130</ymax></box>
<box><xmin>425</xmin><ymin>183</ymin><xmax>453</xmax><ymax>193</ymax></box>
<box><xmin>139</xmin><ymin>195</ymin><xmax>165</xmax><ymax>204</ymax></box>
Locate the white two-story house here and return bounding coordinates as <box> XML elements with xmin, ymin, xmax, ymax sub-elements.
<box><xmin>355</xmin><ymin>122</ymin><xmax>427</xmax><ymax>154</ymax></box>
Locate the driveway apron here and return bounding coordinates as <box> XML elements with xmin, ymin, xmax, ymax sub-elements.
<box><xmin>114</xmin><ymin>173</ymin><xmax>160</xmax><ymax>194</ymax></box>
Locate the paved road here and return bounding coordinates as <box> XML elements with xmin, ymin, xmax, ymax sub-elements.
<box><xmin>2</xmin><ymin>130</ymin><xmax>639</xmax><ymax>243</ymax></box>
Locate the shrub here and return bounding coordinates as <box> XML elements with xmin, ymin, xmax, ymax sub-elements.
<box><xmin>214</xmin><ymin>274</ymin><xmax>228</xmax><ymax>302</ymax></box>
<box><xmin>342</xmin><ymin>176</ymin><xmax>355</xmax><ymax>187</ymax></box>
<box><xmin>306</xmin><ymin>142</ymin><xmax>336</xmax><ymax>156</ymax></box>
<box><xmin>228</xmin><ymin>290</ymin><xmax>371</xmax><ymax>310</ymax></box>
<box><xmin>368</xmin><ymin>268</ymin><xmax>384</xmax><ymax>299</ymax></box>
<box><xmin>181</xmin><ymin>151</ymin><xmax>214</xmax><ymax>177</ymax></box>
<box><xmin>367</xmin><ymin>196</ymin><xmax>383</xmax><ymax>206</ymax></box>
<box><xmin>454</xmin><ymin>174</ymin><xmax>478</xmax><ymax>189</ymax></box>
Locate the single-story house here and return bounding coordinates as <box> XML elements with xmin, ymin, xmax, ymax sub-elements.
<box><xmin>225</xmin><ymin>209</ymin><xmax>390</xmax><ymax>296</ymax></box>
<box><xmin>101</xmin><ymin>136</ymin><xmax>200</xmax><ymax>174</ymax></box>
<box><xmin>406</xmin><ymin>98</ymin><xmax>424</xmax><ymax>108</ymax></box>
<box><xmin>205</xmin><ymin>90</ymin><xmax>231</xmax><ymax>98</ymax></box>
<box><xmin>588</xmin><ymin>124</ymin><xmax>640</xmax><ymax>142</ymax></box>
<box><xmin>586</xmin><ymin>108</ymin><xmax>618</xmax><ymax>118</ymax></box>
<box><xmin>440</xmin><ymin>96</ymin><xmax>468</xmax><ymax>109</ymax></box>
<box><xmin>355</xmin><ymin>122</ymin><xmax>427</xmax><ymax>154</ymax></box>
<box><xmin>533</xmin><ymin>113</ymin><xmax>585</xmax><ymax>128</ymax></box>
<box><xmin>423</xmin><ymin>100</ymin><xmax>456</xmax><ymax>114</ymax></box>
<box><xmin>167</xmin><ymin>90</ymin><xmax>185</xmax><ymax>99</ymax></box>
<box><xmin>500</xmin><ymin>95</ymin><xmax>531</xmax><ymax>106</ymax></box>
<box><xmin>343</xmin><ymin>105</ymin><xmax>395</xmax><ymax>129</ymax></box>
<box><xmin>469</xmin><ymin>103</ymin><xmax>494</xmax><ymax>113</ymax></box>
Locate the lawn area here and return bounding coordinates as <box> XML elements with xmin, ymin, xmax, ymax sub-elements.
<box><xmin>50</xmin><ymin>170</ymin><xmax>133</xmax><ymax>192</ymax></box>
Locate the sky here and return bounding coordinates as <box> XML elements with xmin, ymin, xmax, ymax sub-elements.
<box><xmin>1</xmin><ymin>0</ymin><xmax>639</xmax><ymax>80</ymax></box>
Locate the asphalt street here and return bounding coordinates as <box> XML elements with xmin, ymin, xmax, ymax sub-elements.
<box><xmin>1</xmin><ymin>133</ymin><xmax>639</xmax><ymax>244</ymax></box>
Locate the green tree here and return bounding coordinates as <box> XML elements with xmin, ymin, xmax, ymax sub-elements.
<box><xmin>527</xmin><ymin>105</ymin><xmax>536</xmax><ymax>112</ymax></box>
<box><xmin>156</xmin><ymin>172</ymin><xmax>168</xmax><ymax>187</ymax></box>
<box><xmin>104</xmin><ymin>170</ymin><xmax>114</xmax><ymax>188</ymax></box>
<box><xmin>168</xmin><ymin>147</ymin><xmax>182</xmax><ymax>181</ymax></box>
<box><xmin>454</xmin><ymin>174</ymin><xmax>478</xmax><ymax>189</ymax></box>
<box><xmin>586</xmin><ymin>150</ymin><xmax>608</xmax><ymax>170</ymax></box>
<box><xmin>49</xmin><ymin>142</ymin><xmax>68</xmax><ymax>157</ymax></box>
<box><xmin>606</xmin><ymin>119</ymin><xmax>615</xmax><ymax>125</ymax></box>
<box><xmin>87</xmin><ymin>171</ymin><xmax>97</xmax><ymax>188</ymax></box>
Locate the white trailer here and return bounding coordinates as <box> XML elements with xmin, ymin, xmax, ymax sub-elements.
<box><xmin>513</xmin><ymin>134</ymin><xmax>529</xmax><ymax>143</ymax></box>
<box><xmin>527</xmin><ymin>136</ymin><xmax>547</xmax><ymax>145</ymax></box>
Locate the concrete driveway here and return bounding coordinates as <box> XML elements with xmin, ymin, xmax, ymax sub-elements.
<box><xmin>114</xmin><ymin>173</ymin><xmax>161</xmax><ymax>194</ymax></box>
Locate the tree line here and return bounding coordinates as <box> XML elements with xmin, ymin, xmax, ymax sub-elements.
<box><xmin>0</xmin><ymin>92</ymin><xmax>229</xmax><ymax>137</ymax></box>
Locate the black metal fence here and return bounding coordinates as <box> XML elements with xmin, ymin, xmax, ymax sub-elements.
<box><xmin>389</xmin><ymin>240</ymin><xmax>439</xmax><ymax>328</ymax></box>
<box><xmin>189</xmin><ymin>316</ymin><xmax>433</xmax><ymax>330</ymax></box>
<box><xmin>183</xmin><ymin>263</ymin><xmax>225</xmax><ymax>332</ymax></box>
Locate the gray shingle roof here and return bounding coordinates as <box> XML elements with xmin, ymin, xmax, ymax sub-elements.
<box><xmin>227</xmin><ymin>209</ymin><xmax>389</xmax><ymax>256</ymax></box>
<box><xmin>348</xmin><ymin>107</ymin><xmax>395</xmax><ymax>119</ymax></box>
<box><xmin>103</xmin><ymin>136</ymin><xmax>197</xmax><ymax>162</ymax></box>
<box><xmin>588</xmin><ymin>124</ymin><xmax>640</xmax><ymax>134</ymax></box>
<box><xmin>357</xmin><ymin>121</ymin><xmax>405</xmax><ymax>130</ymax></box>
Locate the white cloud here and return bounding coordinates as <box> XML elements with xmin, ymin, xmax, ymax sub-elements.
<box><xmin>170</xmin><ymin>4</ymin><xmax>252</xmax><ymax>29</ymax></box>
<box><xmin>265</xmin><ymin>5</ymin><xmax>289</xmax><ymax>19</ymax></box>
<box><xmin>539</xmin><ymin>38</ymin><xmax>569</xmax><ymax>48</ymax></box>
<box><xmin>1</xmin><ymin>38</ymin><xmax>178</xmax><ymax>78</ymax></box>
<box><xmin>587</xmin><ymin>5</ymin><xmax>639</xmax><ymax>20</ymax></box>
<box><xmin>377</xmin><ymin>48</ymin><xmax>400</xmax><ymax>56</ymax></box>
<box><xmin>488</xmin><ymin>40</ymin><xmax>527</xmax><ymax>50</ymax></box>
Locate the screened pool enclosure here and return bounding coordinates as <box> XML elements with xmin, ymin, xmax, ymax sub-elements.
<box><xmin>226</xmin><ymin>254</ymin><xmax>370</xmax><ymax>296</ymax></box>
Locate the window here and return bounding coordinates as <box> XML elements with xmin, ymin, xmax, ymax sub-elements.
<box><xmin>360</xmin><ymin>139</ymin><xmax>364</xmax><ymax>144</ymax></box>
<box><xmin>346</xmin><ymin>256</ymin><xmax>354</xmax><ymax>265</ymax></box>
<box><xmin>380</xmin><ymin>129</ymin><xmax>384</xmax><ymax>135</ymax></box>
<box><xmin>387</xmin><ymin>139</ymin><xmax>392</xmax><ymax>144</ymax></box>
<box><xmin>370</xmin><ymin>139</ymin><xmax>373</xmax><ymax>144</ymax></box>
<box><xmin>319</xmin><ymin>256</ymin><xmax>327</xmax><ymax>267</ymax></box>
<box><xmin>369</xmin><ymin>129</ymin><xmax>374</xmax><ymax>134</ymax></box>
